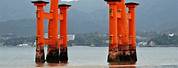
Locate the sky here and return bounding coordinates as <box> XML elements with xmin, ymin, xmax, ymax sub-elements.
<box><xmin>0</xmin><ymin>0</ymin><xmax>178</xmax><ymax>34</ymax></box>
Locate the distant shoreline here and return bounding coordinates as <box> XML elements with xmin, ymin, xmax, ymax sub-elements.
<box><xmin>139</xmin><ymin>45</ymin><xmax>178</xmax><ymax>47</ymax></box>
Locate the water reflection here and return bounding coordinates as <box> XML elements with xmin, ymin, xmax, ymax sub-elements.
<box><xmin>36</xmin><ymin>63</ymin><xmax>68</xmax><ymax>68</ymax></box>
<box><xmin>36</xmin><ymin>63</ymin><xmax>44</xmax><ymax>67</ymax></box>
<box><xmin>35</xmin><ymin>64</ymin><xmax>178</xmax><ymax>68</ymax></box>
<box><xmin>109</xmin><ymin>64</ymin><xmax>136</xmax><ymax>68</ymax></box>
<box><xmin>35</xmin><ymin>63</ymin><xmax>137</xmax><ymax>68</ymax></box>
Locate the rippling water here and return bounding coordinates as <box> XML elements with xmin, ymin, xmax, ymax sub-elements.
<box><xmin>0</xmin><ymin>46</ymin><xmax>178</xmax><ymax>68</ymax></box>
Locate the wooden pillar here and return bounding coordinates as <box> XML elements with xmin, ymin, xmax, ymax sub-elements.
<box><xmin>105</xmin><ymin>0</ymin><xmax>120</xmax><ymax>64</ymax></box>
<box><xmin>126</xmin><ymin>2</ymin><xmax>139</xmax><ymax>64</ymax></box>
<box><xmin>119</xmin><ymin>0</ymin><xmax>129</xmax><ymax>46</ymax></box>
<box><xmin>58</xmin><ymin>4</ymin><xmax>71</xmax><ymax>63</ymax></box>
<box><xmin>46</xmin><ymin>0</ymin><xmax>60</xmax><ymax>63</ymax></box>
<box><xmin>32</xmin><ymin>1</ymin><xmax>48</xmax><ymax>64</ymax></box>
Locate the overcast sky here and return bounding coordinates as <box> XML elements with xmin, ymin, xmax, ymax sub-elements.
<box><xmin>0</xmin><ymin>0</ymin><xmax>178</xmax><ymax>33</ymax></box>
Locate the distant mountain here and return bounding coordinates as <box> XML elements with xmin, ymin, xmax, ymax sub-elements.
<box><xmin>0</xmin><ymin>19</ymin><xmax>36</xmax><ymax>35</ymax></box>
<box><xmin>0</xmin><ymin>0</ymin><xmax>178</xmax><ymax>35</ymax></box>
<box><xmin>136</xmin><ymin>0</ymin><xmax>178</xmax><ymax>33</ymax></box>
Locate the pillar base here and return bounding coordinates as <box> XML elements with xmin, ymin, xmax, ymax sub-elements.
<box><xmin>35</xmin><ymin>46</ymin><xmax>45</xmax><ymax>64</ymax></box>
<box><xmin>108</xmin><ymin>45</ymin><xmax>137</xmax><ymax>65</ymax></box>
<box><xmin>59</xmin><ymin>46</ymin><xmax>68</xmax><ymax>63</ymax></box>
<box><xmin>129</xmin><ymin>45</ymin><xmax>137</xmax><ymax>64</ymax></box>
<box><xmin>107</xmin><ymin>46</ymin><xmax>119</xmax><ymax>63</ymax></box>
<box><xmin>46</xmin><ymin>46</ymin><xmax>60</xmax><ymax>63</ymax></box>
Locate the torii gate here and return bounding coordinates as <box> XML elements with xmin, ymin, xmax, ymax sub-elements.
<box><xmin>105</xmin><ymin>0</ymin><xmax>139</xmax><ymax>64</ymax></box>
<box><xmin>32</xmin><ymin>0</ymin><xmax>139</xmax><ymax>65</ymax></box>
<box><xmin>32</xmin><ymin>0</ymin><xmax>70</xmax><ymax>63</ymax></box>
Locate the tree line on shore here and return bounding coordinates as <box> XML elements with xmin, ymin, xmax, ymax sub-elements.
<box><xmin>1</xmin><ymin>32</ymin><xmax>178</xmax><ymax>47</ymax></box>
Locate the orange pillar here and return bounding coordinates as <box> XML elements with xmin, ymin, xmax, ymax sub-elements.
<box><xmin>58</xmin><ymin>4</ymin><xmax>71</xmax><ymax>63</ymax></box>
<box><xmin>119</xmin><ymin>0</ymin><xmax>129</xmax><ymax>46</ymax></box>
<box><xmin>126</xmin><ymin>2</ymin><xmax>139</xmax><ymax>50</ymax></box>
<box><xmin>48</xmin><ymin>0</ymin><xmax>59</xmax><ymax>47</ymax></box>
<box><xmin>126</xmin><ymin>2</ymin><xmax>139</xmax><ymax>63</ymax></box>
<box><xmin>116</xmin><ymin>0</ymin><xmax>129</xmax><ymax>49</ymax></box>
<box><xmin>105</xmin><ymin>0</ymin><xmax>119</xmax><ymax>63</ymax></box>
<box><xmin>46</xmin><ymin>0</ymin><xmax>60</xmax><ymax>63</ymax></box>
<box><xmin>115</xmin><ymin>0</ymin><xmax>132</xmax><ymax>64</ymax></box>
<box><xmin>32</xmin><ymin>1</ymin><xmax>48</xmax><ymax>64</ymax></box>
<box><xmin>108</xmin><ymin>2</ymin><xmax>118</xmax><ymax>54</ymax></box>
<box><xmin>116</xmin><ymin>2</ymin><xmax>123</xmax><ymax>46</ymax></box>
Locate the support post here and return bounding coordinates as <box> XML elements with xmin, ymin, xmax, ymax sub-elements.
<box><xmin>105</xmin><ymin>0</ymin><xmax>119</xmax><ymax>64</ymax></box>
<box><xmin>126</xmin><ymin>2</ymin><xmax>139</xmax><ymax>64</ymax></box>
<box><xmin>58</xmin><ymin>4</ymin><xmax>71</xmax><ymax>63</ymax></box>
<box><xmin>119</xmin><ymin>0</ymin><xmax>129</xmax><ymax>46</ymax></box>
<box><xmin>46</xmin><ymin>0</ymin><xmax>60</xmax><ymax>63</ymax></box>
<box><xmin>116</xmin><ymin>0</ymin><xmax>131</xmax><ymax>64</ymax></box>
<box><xmin>32</xmin><ymin>1</ymin><xmax>48</xmax><ymax>64</ymax></box>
